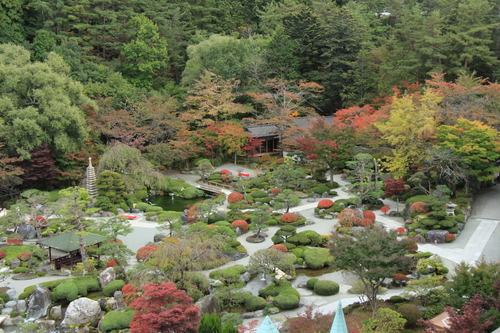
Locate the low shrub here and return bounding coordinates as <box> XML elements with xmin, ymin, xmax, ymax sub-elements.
<box><xmin>409</xmin><ymin>202</ymin><xmax>430</xmax><ymax>213</ymax></box>
<box><xmin>251</xmin><ymin>190</ymin><xmax>268</xmax><ymax>199</ymax></box>
<box><xmin>221</xmin><ymin>313</ymin><xmax>243</xmax><ymax>326</ymax></box>
<box><xmin>231</xmin><ymin>220</ymin><xmax>249</xmax><ymax>232</ymax></box>
<box><xmin>101</xmin><ymin>310</ymin><xmax>135</xmax><ymax>332</ymax></box>
<box><xmin>445</xmin><ymin>234</ymin><xmax>456</xmax><ymax>242</ymax></box>
<box><xmin>313</xmin><ymin>185</ymin><xmax>330</xmax><ymax>194</ymax></box>
<box><xmin>0</xmin><ymin>251</ymin><xmax>6</xmax><ymax>259</ymax></box>
<box><xmin>103</xmin><ymin>279</ymin><xmax>126</xmax><ymax>297</ymax></box>
<box><xmin>209</xmin><ymin>265</ymin><xmax>247</xmax><ymax>280</ymax></box>
<box><xmin>271</xmin><ymin>244</ymin><xmax>288</xmax><ymax>252</ymax></box>
<box><xmin>228</xmin><ymin>192</ymin><xmax>244</xmax><ymax>203</ymax></box>
<box><xmin>73</xmin><ymin>276</ymin><xmax>101</xmax><ymax>296</ymax></box>
<box><xmin>303</xmin><ymin>247</ymin><xmax>333</xmax><ymax>269</ymax></box>
<box><xmin>245</xmin><ymin>296</ymin><xmax>267</xmax><ymax>311</ymax></box>
<box><xmin>52</xmin><ymin>281</ymin><xmax>79</xmax><ymax>303</ymax></box>
<box><xmin>281</xmin><ymin>213</ymin><xmax>299</xmax><ymax>223</ymax></box>
<box><xmin>318</xmin><ymin>199</ymin><xmax>334</xmax><ymax>209</ymax></box>
<box><xmin>0</xmin><ymin>293</ymin><xmax>9</xmax><ymax>303</ymax></box>
<box><xmin>135</xmin><ymin>202</ymin><xmax>150</xmax><ymax>212</ymax></box>
<box><xmin>12</xmin><ymin>267</ymin><xmax>28</xmax><ymax>274</ymax></box>
<box><xmin>7</xmin><ymin>238</ymin><xmax>23</xmax><ymax>246</ymax></box>
<box><xmin>106</xmin><ymin>259</ymin><xmax>117</xmax><ymax>267</ymax></box>
<box><xmin>389</xmin><ymin>296</ymin><xmax>406</xmax><ymax>303</ymax></box>
<box><xmin>122</xmin><ymin>284</ymin><xmax>139</xmax><ymax>303</ymax></box>
<box><xmin>259</xmin><ymin>281</ymin><xmax>294</xmax><ymax>298</ymax></box>
<box><xmin>397</xmin><ymin>304</ymin><xmax>422</xmax><ymax>326</ymax></box>
<box><xmin>136</xmin><ymin>245</ymin><xmax>159</xmax><ymax>262</ymax></box>
<box><xmin>338</xmin><ymin>208</ymin><xmax>361</xmax><ymax>227</ymax></box>
<box><xmin>363</xmin><ymin>210</ymin><xmax>376</xmax><ymax>222</ymax></box>
<box><xmin>358</xmin><ymin>218</ymin><xmax>374</xmax><ymax>227</ymax></box>
<box><xmin>414</xmin><ymin>252</ymin><xmax>433</xmax><ymax>259</ymax></box>
<box><xmin>306</xmin><ymin>278</ymin><xmax>319</xmax><ymax>290</ymax></box>
<box><xmin>314</xmin><ymin>280</ymin><xmax>339</xmax><ymax>296</ymax></box>
<box><xmin>146</xmin><ymin>205</ymin><xmax>163</xmax><ymax>213</ymax></box>
<box><xmin>273</xmin><ymin>294</ymin><xmax>299</xmax><ymax>310</ymax></box>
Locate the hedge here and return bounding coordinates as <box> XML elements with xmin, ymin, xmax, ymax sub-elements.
<box><xmin>19</xmin><ymin>278</ymin><xmax>72</xmax><ymax>300</ymax></box>
<box><xmin>73</xmin><ymin>276</ymin><xmax>101</xmax><ymax>296</ymax></box>
<box><xmin>52</xmin><ymin>281</ymin><xmax>79</xmax><ymax>303</ymax></box>
<box><xmin>273</xmin><ymin>294</ymin><xmax>299</xmax><ymax>310</ymax></box>
<box><xmin>101</xmin><ymin>310</ymin><xmax>135</xmax><ymax>332</ymax></box>
<box><xmin>245</xmin><ymin>296</ymin><xmax>267</xmax><ymax>312</ymax></box>
<box><xmin>314</xmin><ymin>280</ymin><xmax>339</xmax><ymax>296</ymax></box>
<box><xmin>303</xmin><ymin>248</ymin><xmax>333</xmax><ymax>269</ymax></box>
<box><xmin>103</xmin><ymin>279</ymin><xmax>126</xmax><ymax>297</ymax></box>
<box><xmin>209</xmin><ymin>265</ymin><xmax>247</xmax><ymax>280</ymax></box>
<box><xmin>397</xmin><ymin>304</ymin><xmax>422</xmax><ymax>326</ymax></box>
<box><xmin>306</xmin><ymin>278</ymin><xmax>319</xmax><ymax>290</ymax></box>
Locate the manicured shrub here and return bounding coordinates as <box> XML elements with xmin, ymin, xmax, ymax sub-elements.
<box><xmin>318</xmin><ymin>199</ymin><xmax>334</xmax><ymax>209</ymax></box>
<box><xmin>17</xmin><ymin>253</ymin><xmax>32</xmax><ymax>261</ymax></box>
<box><xmin>0</xmin><ymin>293</ymin><xmax>10</xmax><ymax>303</ymax></box>
<box><xmin>313</xmin><ymin>185</ymin><xmax>330</xmax><ymax>194</ymax></box>
<box><xmin>303</xmin><ymin>248</ymin><xmax>333</xmax><ymax>269</ymax></box>
<box><xmin>7</xmin><ymin>238</ymin><xmax>23</xmax><ymax>245</ymax></box>
<box><xmin>363</xmin><ymin>210</ymin><xmax>376</xmax><ymax>222</ymax></box>
<box><xmin>381</xmin><ymin>206</ymin><xmax>390</xmax><ymax>214</ymax></box>
<box><xmin>209</xmin><ymin>265</ymin><xmax>247</xmax><ymax>280</ymax></box>
<box><xmin>397</xmin><ymin>304</ymin><xmax>422</xmax><ymax>326</ymax></box>
<box><xmin>136</xmin><ymin>245</ymin><xmax>159</xmax><ymax>262</ymax></box>
<box><xmin>271</xmin><ymin>244</ymin><xmax>288</xmax><ymax>252</ymax></box>
<box><xmin>445</xmin><ymin>234</ymin><xmax>456</xmax><ymax>242</ymax></box>
<box><xmin>358</xmin><ymin>218</ymin><xmax>373</xmax><ymax>227</ymax></box>
<box><xmin>270</xmin><ymin>188</ymin><xmax>281</xmax><ymax>196</ymax></box>
<box><xmin>306</xmin><ymin>278</ymin><xmax>319</xmax><ymax>290</ymax></box>
<box><xmin>414</xmin><ymin>252</ymin><xmax>433</xmax><ymax>259</ymax></box>
<box><xmin>338</xmin><ymin>208</ymin><xmax>360</xmax><ymax>227</ymax></box>
<box><xmin>397</xmin><ymin>227</ymin><xmax>406</xmax><ymax>234</ymax></box>
<box><xmin>146</xmin><ymin>205</ymin><xmax>163</xmax><ymax>213</ymax></box>
<box><xmin>259</xmin><ymin>281</ymin><xmax>294</xmax><ymax>298</ymax></box>
<box><xmin>389</xmin><ymin>296</ymin><xmax>406</xmax><ymax>303</ymax></box>
<box><xmin>245</xmin><ymin>296</ymin><xmax>267</xmax><ymax>311</ymax></box>
<box><xmin>106</xmin><ymin>259</ymin><xmax>117</xmax><ymax>267</ymax></box>
<box><xmin>231</xmin><ymin>220</ymin><xmax>249</xmax><ymax>232</ymax></box>
<box><xmin>314</xmin><ymin>280</ymin><xmax>339</xmax><ymax>296</ymax></box>
<box><xmin>273</xmin><ymin>294</ymin><xmax>299</xmax><ymax>310</ymax></box>
<box><xmin>228</xmin><ymin>192</ymin><xmax>244</xmax><ymax>203</ymax></box>
<box><xmin>0</xmin><ymin>251</ymin><xmax>6</xmax><ymax>259</ymax></box>
<box><xmin>393</xmin><ymin>274</ymin><xmax>410</xmax><ymax>283</ymax></box>
<box><xmin>12</xmin><ymin>267</ymin><xmax>27</xmax><ymax>274</ymax></box>
<box><xmin>101</xmin><ymin>310</ymin><xmax>135</xmax><ymax>332</ymax></box>
<box><xmin>52</xmin><ymin>281</ymin><xmax>79</xmax><ymax>303</ymax></box>
<box><xmin>103</xmin><ymin>279</ymin><xmax>126</xmax><ymax>297</ymax></box>
<box><xmin>281</xmin><ymin>212</ymin><xmax>299</xmax><ymax>223</ymax></box>
<box><xmin>251</xmin><ymin>190</ymin><xmax>268</xmax><ymax>199</ymax></box>
<box><xmin>135</xmin><ymin>202</ymin><xmax>150</xmax><ymax>212</ymax></box>
<box><xmin>409</xmin><ymin>202</ymin><xmax>429</xmax><ymax>213</ymax></box>
<box><xmin>207</xmin><ymin>213</ymin><xmax>226</xmax><ymax>224</ymax></box>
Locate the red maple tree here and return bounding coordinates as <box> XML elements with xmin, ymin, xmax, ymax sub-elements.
<box><xmin>129</xmin><ymin>282</ymin><xmax>200</xmax><ymax>333</ymax></box>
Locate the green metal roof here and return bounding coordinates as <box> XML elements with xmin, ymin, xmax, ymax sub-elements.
<box><xmin>330</xmin><ymin>301</ymin><xmax>348</xmax><ymax>333</ymax></box>
<box><xmin>256</xmin><ymin>316</ymin><xmax>280</xmax><ymax>333</ymax></box>
<box><xmin>37</xmin><ymin>232</ymin><xmax>106</xmax><ymax>253</ymax></box>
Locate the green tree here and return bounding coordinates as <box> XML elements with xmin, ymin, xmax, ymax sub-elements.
<box><xmin>273</xmin><ymin>189</ymin><xmax>300</xmax><ymax>213</ymax></box>
<box><xmin>249</xmin><ymin>204</ymin><xmax>271</xmax><ymax>239</ymax></box>
<box><xmin>120</xmin><ymin>15</ymin><xmax>169</xmax><ymax>89</ymax></box>
<box><xmin>156</xmin><ymin>211</ymin><xmax>182</xmax><ymax>237</ymax></box>
<box><xmin>0</xmin><ymin>45</ymin><xmax>93</xmax><ymax>159</ymax></box>
<box><xmin>344</xmin><ymin>153</ymin><xmax>384</xmax><ymax>207</ymax></box>
<box><xmin>247</xmin><ymin>248</ymin><xmax>296</xmax><ymax>283</ymax></box>
<box><xmin>96</xmin><ymin>170</ymin><xmax>126</xmax><ymax>204</ymax></box>
<box><xmin>329</xmin><ymin>227</ymin><xmax>414</xmax><ymax>313</ymax></box>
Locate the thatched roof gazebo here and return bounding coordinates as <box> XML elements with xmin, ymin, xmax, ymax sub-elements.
<box><xmin>37</xmin><ymin>232</ymin><xmax>106</xmax><ymax>270</ymax></box>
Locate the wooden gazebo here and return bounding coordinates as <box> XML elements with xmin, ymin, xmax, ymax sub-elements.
<box><xmin>37</xmin><ymin>232</ymin><xmax>107</xmax><ymax>270</ymax></box>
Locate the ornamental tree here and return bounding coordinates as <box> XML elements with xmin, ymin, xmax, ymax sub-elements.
<box><xmin>329</xmin><ymin>227</ymin><xmax>414</xmax><ymax>313</ymax></box>
<box><xmin>129</xmin><ymin>282</ymin><xmax>200</xmax><ymax>333</ymax></box>
<box><xmin>383</xmin><ymin>178</ymin><xmax>409</xmax><ymax>212</ymax></box>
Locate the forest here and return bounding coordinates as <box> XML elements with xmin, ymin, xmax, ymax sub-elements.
<box><xmin>0</xmin><ymin>0</ymin><xmax>500</xmax><ymax>196</ymax></box>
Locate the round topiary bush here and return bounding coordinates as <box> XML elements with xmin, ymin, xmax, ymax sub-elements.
<box><xmin>231</xmin><ymin>220</ymin><xmax>249</xmax><ymax>232</ymax></box>
<box><xmin>52</xmin><ymin>281</ymin><xmax>79</xmax><ymax>303</ymax></box>
<box><xmin>245</xmin><ymin>296</ymin><xmax>267</xmax><ymax>311</ymax></box>
<box><xmin>318</xmin><ymin>199</ymin><xmax>334</xmax><ymax>209</ymax></box>
<box><xmin>101</xmin><ymin>310</ymin><xmax>135</xmax><ymax>332</ymax></box>
<box><xmin>338</xmin><ymin>208</ymin><xmax>361</xmax><ymax>227</ymax></box>
<box><xmin>228</xmin><ymin>192</ymin><xmax>244</xmax><ymax>203</ymax></box>
<box><xmin>445</xmin><ymin>234</ymin><xmax>456</xmax><ymax>242</ymax></box>
<box><xmin>409</xmin><ymin>202</ymin><xmax>429</xmax><ymax>213</ymax></box>
<box><xmin>313</xmin><ymin>280</ymin><xmax>339</xmax><ymax>296</ymax></box>
<box><xmin>273</xmin><ymin>294</ymin><xmax>299</xmax><ymax>310</ymax></box>
<box><xmin>397</xmin><ymin>304</ymin><xmax>422</xmax><ymax>326</ymax></box>
<box><xmin>103</xmin><ymin>279</ymin><xmax>126</xmax><ymax>297</ymax></box>
<box><xmin>306</xmin><ymin>278</ymin><xmax>319</xmax><ymax>290</ymax></box>
<box><xmin>281</xmin><ymin>212</ymin><xmax>299</xmax><ymax>223</ymax></box>
<box><xmin>363</xmin><ymin>210</ymin><xmax>376</xmax><ymax>222</ymax></box>
<box><xmin>358</xmin><ymin>218</ymin><xmax>373</xmax><ymax>227</ymax></box>
<box><xmin>12</xmin><ymin>267</ymin><xmax>28</xmax><ymax>274</ymax></box>
<box><xmin>106</xmin><ymin>259</ymin><xmax>117</xmax><ymax>267</ymax></box>
<box><xmin>270</xmin><ymin>188</ymin><xmax>281</xmax><ymax>196</ymax></box>
<box><xmin>0</xmin><ymin>251</ymin><xmax>6</xmax><ymax>259</ymax></box>
<box><xmin>7</xmin><ymin>238</ymin><xmax>23</xmax><ymax>245</ymax></box>
<box><xmin>271</xmin><ymin>244</ymin><xmax>288</xmax><ymax>252</ymax></box>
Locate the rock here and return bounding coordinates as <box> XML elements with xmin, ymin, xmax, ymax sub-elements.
<box><xmin>415</xmin><ymin>235</ymin><xmax>426</xmax><ymax>243</ymax></box>
<box><xmin>131</xmin><ymin>209</ymin><xmax>140</xmax><ymax>214</ymax></box>
<box><xmin>117</xmin><ymin>208</ymin><xmax>125</xmax><ymax>215</ymax></box>
<box><xmin>154</xmin><ymin>234</ymin><xmax>166</xmax><ymax>242</ymax></box>
<box><xmin>180</xmin><ymin>213</ymin><xmax>188</xmax><ymax>223</ymax></box>
<box><xmin>26</xmin><ymin>285</ymin><xmax>52</xmax><ymax>320</ymax></box>
<box><xmin>240</xmin><ymin>272</ymin><xmax>251</xmax><ymax>283</ymax></box>
<box><xmin>268</xmin><ymin>307</ymin><xmax>280</xmax><ymax>314</ymax></box>
<box><xmin>254</xmin><ymin>310</ymin><xmax>265</xmax><ymax>317</ymax></box>
<box><xmin>101</xmin><ymin>211</ymin><xmax>115</xmax><ymax>217</ymax></box>
<box><xmin>211</xmin><ymin>280</ymin><xmax>224</xmax><ymax>288</ymax></box>
<box><xmin>35</xmin><ymin>319</ymin><xmax>56</xmax><ymax>330</ymax></box>
<box><xmin>351</xmin><ymin>227</ymin><xmax>366</xmax><ymax>234</ymax></box>
<box><xmin>297</xmin><ymin>281</ymin><xmax>308</xmax><ymax>288</ymax></box>
<box><xmin>235</xmin><ymin>227</ymin><xmax>242</xmax><ymax>236</ymax></box>
<box><xmin>61</xmin><ymin>298</ymin><xmax>101</xmax><ymax>327</ymax></box>
<box><xmin>50</xmin><ymin>305</ymin><xmax>62</xmax><ymax>320</ymax></box>
<box><xmin>16</xmin><ymin>223</ymin><xmax>36</xmax><ymax>240</ymax></box>
<box><xmin>150</xmin><ymin>216</ymin><xmax>158</xmax><ymax>221</ymax></box>
<box><xmin>6</xmin><ymin>289</ymin><xmax>16</xmax><ymax>300</ymax></box>
<box><xmin>457</xmin><ymin>223</ymin><xmax>465</xmax><ymax>231</ymax></box>
<box><xmin>98</xmin><ymin>267</ymin><xmax>116</xmax><ymax>289</ymax></box>
<box><xmin>388</xmin><ymin>211</ymin><xmax>402</xmax><ymax>217</ymax></box>
<box><xmin>195</xmin><ymin>294</ymin><xmax>221</xmax><ymax>315</ymax></box>
<box><xmin>306</xmin><ymin>198</ymin><xmax>316</xmax><ymax>203</ymax></box>
<box><xmin>17</xmin><ymin>300</ymin><xmax>26</xmax><ymax>312</ymax></box>
<box><xmin>90</xmin><ymin>213</ymin><xmax>102</xmax><ymax>218</ymax></box>
<box><xmin>229</xmin><ymin>252</ymin><xmax>248</xmax><ymax>261</ymax></box>
<box><xmin>9</xmin><ymin>259</ymin><xmax>20</xmax><ymax>269</ymax></box>
<box><xmin>98</xmin><ymin>299</ymin><xmax>108</xmax><ymax>311</ymax></box>
<box><xmin>323</xmin><ymin>215</ymin><xmax>333</xmax><ymax>220</ymax></box>
<box><xmin>5</xmin><ymin>301</ymin><xmax>16</xmax><ymax>309</ymax></box>
<box><xmin>241</xmin><ymin>312</ymin><xmax>256</xmax><ymax>319</ymax></box>
<box><xmin>113</xmin><ymin>291</ymin><xmax>127</xmax><ymax>311</ymax></box>
<box><xmin>321</xmin><ymin>192</ymin><xmax>329</xmax><ymax>198</ymax></box>
<box><xmin>1</xmin><ymin>308</ymin><xmax>12</xmax><ymax>316</ymax></box>
<box><xmin>105</xmin><ymin>298</ymin><xmax>118</xmax><ymax>311</ymax></box>
<box><xmin>425</xmin><ymin>230</ymin><xmax>449</xmax><ymax>244</ymax></box>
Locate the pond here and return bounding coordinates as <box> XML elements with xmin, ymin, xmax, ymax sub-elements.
<box><xmin>146</xmin><ymin>195</ymin><xmax>204</xmax><ymax>212</ymax></box>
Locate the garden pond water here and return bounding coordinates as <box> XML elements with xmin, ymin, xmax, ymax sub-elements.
<box><xmin>146</xmin><ymin>194</ymin><xmax>204</xmax><ymax>212</ymax></box>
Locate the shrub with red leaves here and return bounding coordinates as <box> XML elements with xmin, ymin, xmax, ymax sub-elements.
<box><xmin>0</xmin><ymin>251</ymin><xmax>6</xmax><ymax>259</ymax></box>
<box><xmin>318</xmin><ymin>199</ymin><xmax>334</xmax><ymax>209</ymax></box>
<box><xmin>106</xmin><ymin>259</ymin><xmax>117</xmax><ymax>267</ymax></box>
<box><xmin>363</xmin><ymin>210</ymin><xmax>376</xmax><ymax>222</ymax></box>
<box><xmin>270</xmin><ymin>188</ymin><xmax>281</xmax><ymax>196</ymax></box>
<box><xmin>122</xmin><ymin>284</ymin><xmax>139</xmax><ymax>304</ymax></box>
<box><xmin>381</xmin><ymin>206</ymin><xmax>390</xmax><ymax>214</ymax></box>
<box><xmin>393</xmin><ymin>273</ymin><xmax>410</xmax><ymax>282</ymax></box>
<box><xmin>228</xmin><ymin>192</ymin><xmax>244</xmax><ymax>203</ymax></box>
<box><xmin>275</xmin><ymin>158</ymin><xmax>285</xmax><ymax>164</ymax></box>
<box><xmin>281</xmin><ymin>212</ymin><xmax>299</xmax><ymax>223</ymax></box>
<box><xmin>231</xmin><ymin>220</ymin><xmax>249</xmax><ymax>232</ymax></box>
<box><xmin>136</xmin><ymin>245</ymin><xmax>159</xmax><ymax>262</ymax></box>
<box><xmin>7</xmin><ymin>238</ymin><xmax>23</xmax><ymax>246</ymax></box>
<box><xmin>406</xmin><ymin>242</ymin><xmax>418</xmax><ymax>253</ymax></box>
<box><xmin>338</xmin><ymin>208</ymin><xmax>361</xmax><ymax>227</ymax></box>
<box><xmin>220</xmin><ymin>169</ymin><xmax>231</xmax><ymax>174</ymax></box>
<box><xmin>271</xmin><ymin>244</ymin><xmax>288</xmax><ymax>252</ymax></box>
<box><xmin>409</xmin><ymin>202</ymin><xmax>429</xmax><ymax>213</ymax></box>
<box><xmin>446</xmin><ymin>234</ymin><xmax>456</xmax><ymax>242</ymax></box>
<box><xmin>18</xmin><ymin>253</ymin><xmax>32</xmax><ymax>261</ymax></box>
<box><xmin>397</xmin><ymin>227</ymin><xmax>406</xmax><ymax>234</ymax></box>
<box><xmin>358</xmin><ymin>218</ymin><xmax>374</xmax><ymax>227</ymax></box>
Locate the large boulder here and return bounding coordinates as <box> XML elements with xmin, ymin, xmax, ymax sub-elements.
<box><xmin>195</xmin><ymin>294</ymin><xmax>221</xmax><ymax>315</ymax></box>
<box><xmin>17</xmin><ymin>223</ymin><xmax>36</xmax><ymax>240</ymax></box>
<box><xmin>61</xmin><ymin>298</ymin><xmax>101</xmax><ymax>327</ymax></box>
<box><xmin>113</xmin><ymin>291</ymin><xmax>127</xmax><ymax>311</ymax></box>
<box><xmin>26</xmin><ymin>285</ymin><xmax>52</xmax><ymax>320</ymax></box>
<box><xmin>98</xmin><ymin>267</ymin><xmax>116</xmax><ymax>289</ymax></box>
<box><xmin>425</xmin><ymin>230</ymin><xmax>449</xmax><ymax>244</ymax></box>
